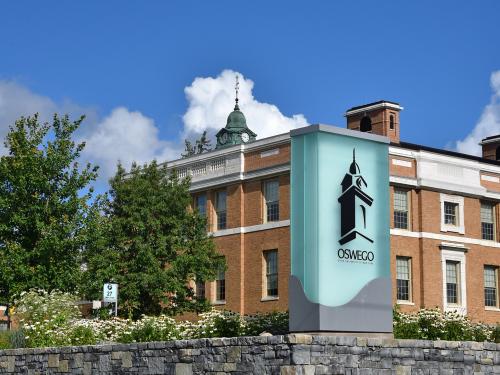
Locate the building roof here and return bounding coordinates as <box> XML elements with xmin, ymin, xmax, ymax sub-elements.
<box><xmin>395</xmin><ymin>141</ymin><xmax>500</xmax><ymax>166</ymax></box>
<box><xmin>479</xmin><ymin>135</ymin><xmax>500</xmax><ymax>145</ymax></box>
<box><xmin>345</xmin><ymin>100</ymin><xmax>404</xmax><ymax>116</ymax></box>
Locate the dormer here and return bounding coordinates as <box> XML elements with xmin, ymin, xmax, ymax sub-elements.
<box><xmin>345</xmin><ymin>100</ymin><xmax>403</xmax><ymax>143</ymax></box>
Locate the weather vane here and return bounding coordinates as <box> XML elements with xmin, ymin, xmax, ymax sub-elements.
<box><xmin>235</xmin><ymin>74</ymin><xmax>240</xmax><ymax>109</ymax></box>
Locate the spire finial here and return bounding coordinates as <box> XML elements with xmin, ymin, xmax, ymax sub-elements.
<box><xmin>353</xmin><ymin>148</ymin><xmax>355</xmax><ymax>162</ymax></box>
<box><xmin>234</xmin><ymin>74</ymin><xmax>240</xmax><ymax>110</ymax></box>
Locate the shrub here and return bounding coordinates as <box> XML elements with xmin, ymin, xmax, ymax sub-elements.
<box><xmin>394</xmin><ymin>307</ymin><xmax>494</xmax><ymax>342</ymax></box>
<box><xmin>245</xmin><ymin>311</ymin><xmax>289</xmax><ymax>336</ymax></box>
<box><xmin>0</xmin><ymin>331</ymin><xmax>11</xmax><ymax>349</ymax></box>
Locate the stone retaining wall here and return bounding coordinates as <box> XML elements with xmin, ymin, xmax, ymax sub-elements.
<box><xmin>0</xmin><ymin>334</ymin><xmax>499</xmax><ymax>374</ymax></box>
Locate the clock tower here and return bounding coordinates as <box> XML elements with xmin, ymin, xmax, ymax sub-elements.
<box><xmin>215</xmin><ymin>76</ymin><xmax>257</xmax><ymax>149</ymax></box>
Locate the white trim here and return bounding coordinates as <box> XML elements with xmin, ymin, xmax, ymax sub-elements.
<box><xmin>392</xmin><ymin>159</ymin><xmax>412</xmax><ymax>168</ymax></box>
<box><xmin>396</xmin><ymin>301</ymin><xmax>415</xmax><ymax>306</ymax></box>
<box><xmin>390</xmin><ymin>176</ymin><xmax>418</xmax><ymax>187</ymax></box>
<box><xmin>485</xmin><ymin>307</ymin><xmax>500</xmax><ymax>312</ymax></box>
<box><xmin>210</xmin><ymin>220</ymin><xmax>290</xmax><ymax>237</ymax></box>
<box><xmin>261</xmin><ymin>148</ymin><xmax>280</xmax><ymax>158</ymax></box>
<box><xmin>440</xmin><ymin>194</ymin><xmax>465</xmax><ymax>234</ymax></box>
<box><xmin>481</xmin><ymin>174</ymin><xmax>500</xmax><ymax>183</ymax></box>
<box><xmin>344</xmin><ymin>102</ymin><xmax>403</xmax><ymax>116</ymax></box>
<box><xmin>479</xmin><ymin>137</ymin><xmax>500</xmax><ymax>146</ymax></box>
<box><xmin>441</xmin><ymin>248</ymin><xmax>467</xmax><ymax>315</ymax></box>
<box><xmin>390</xmin><ymin>229</ymin><xmax>500</xmax><ymax>248</ymax></box>
<box><xmin>261</xmin><ymin>296</ymin><xmax>279</xmax><ymax>302</ymax></box>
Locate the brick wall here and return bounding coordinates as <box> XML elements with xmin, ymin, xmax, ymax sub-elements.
<box><xmin>1</xmin><ymin>335</ymin><xmax>499</xmax><ymax>374</ymax></box>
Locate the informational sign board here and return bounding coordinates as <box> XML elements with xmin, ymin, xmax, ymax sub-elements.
<box><xmin>103</xmin><ymin>283</ymin><xmax>118</xmax><ymax>303</ymax></box>
<box><xmin>289</xmin><ymin>125</ymin><xmax>391</xmax><ymax>333</ymax></box>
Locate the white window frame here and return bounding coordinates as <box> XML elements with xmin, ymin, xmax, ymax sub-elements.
<box><xmin>441</xmin><ymin>246</ymin><xmax>467</xmax><ymax>314</ymax></box>
<box><xmin>484</xmin><ymin>265</ymin><xmax>500</xmax><ymax>311</ymax></box>
<box><xmin>440</xmin><ymin>194</ymin><xmax>465</xmax><ymax>234</ymax></box>
<box><xmin>396</xmin><ymin>256</ymin><xmax>413</xmax><ymax>305</ymax></box>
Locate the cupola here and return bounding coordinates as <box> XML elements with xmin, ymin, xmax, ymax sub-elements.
<box><xmin>215</xmin><ymin>76</ymin><xmax>257</xmax><ymax>149</ymax></box>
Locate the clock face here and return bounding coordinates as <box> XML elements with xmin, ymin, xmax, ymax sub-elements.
<box><xmin>220</xmin><ymin>132</ymin><xmax>228</xmax><ymax>144</ymax></box>
<box><xmin>241</xmin><ymin>132</ymin><xmax>250</xmax><ymax>143</ymax></box>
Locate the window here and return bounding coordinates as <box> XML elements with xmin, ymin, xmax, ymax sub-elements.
<box><xmin>194</xmin><ymin>194</ymin><xmax>207</xmax><ymax>217</ymax></box>
<box><xmin>264</xmin><ymin>250</ymin><xmax>278</xmax><ymax>298</ymax></box>
<box><xmin>446</xmin><ymin>261</ymin><xmax>460</xmax><ymax>305</ymax></box>
<box><xmin>444</xmin><ymin>202</ymin><xmax>458</xmax><ymax>226</ymax></box>
<box><xmin>481</xmin><ymin>202</ymin><xmax>495</xmax><ymax>241</ymax></box>
<box><xmin>396</xmin><ymin>257</ymin><xmax>412</xmax><ymax>302</ymax></box>
<box><xmin>496</xmin><ymin>146</ymin><xmax>500</xmax><ymax>161</ymax></box>
<box><xmin>389</xmin><ymin>114</ymin><xmax>395</xmax><ymax>130</ymax></box>
<box><xmin>484</xmin><ymin>266</ymin><xmax>498</xmax><ymax>308</ymax></box>
<box><xmin>215</xmin><ymin>266</ymin><xmax>226</xmax><ymax>302</ymax></box>
<box><xmin>215</xmin><ymin>190</ymin><xmax>227</xmax><ymax>230</ymax></box>
<box><xmin>263</xmin><ymin>180</ymin><xmax>280</xmax><ymax>222</ymax></box>
<box><xmin>394</xmin><ymin>189</ymin><xmax>409</xmax><ymax>230</ymax></box>
<box><xmin>360</xmin><ymin>116</ymin><xmax>372</xmax><ymax>132</ymax></box>
<box><xmin>195</xmin><ymin>279</ymin><xmax>205</xmax><ymax>299</ymax></box>
<box><xmin>440</xmin><ymin>194</ymin><xmax>465</xmax><ymax>234</ymax></box>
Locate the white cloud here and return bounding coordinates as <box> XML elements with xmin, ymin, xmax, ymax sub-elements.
<box><xmin>79</xmin><ymin>107</ymin><xmax>179</xmax><ymax>180</ymax></box>
<box><xmin>182</xmin><ymin>69</ymin><xmax>308</xmax><ymax>140</ymax></box>
<box><xmin>0</xmin><ymin>80</ymin><xmax>58</xmax><ymax>154</ymax></box>
<box><xmin>0</xmin><ymin>81</ymin><xmax>180</xmax><ymax>185</ymax></box>
<box><xmin>0</xmin><ymin>70</ymin><xmax>306</xmax><ymax>186</ymax></box>
<box><xmin>455</xmin><ymin>71</ymin><xmax>500</xmax><ymax>156</ymax></box>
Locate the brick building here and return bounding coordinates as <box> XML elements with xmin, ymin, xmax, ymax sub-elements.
<box><xmin>167</xmin><ymin>99</ymin><xmax>500</xmax><ymax>324</ymax></box>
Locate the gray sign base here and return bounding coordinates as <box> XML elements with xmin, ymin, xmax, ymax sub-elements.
<box><xmin>289</xmin><ymin>276</ymin><xmax>393</xmax><ymax>334</ymax></box>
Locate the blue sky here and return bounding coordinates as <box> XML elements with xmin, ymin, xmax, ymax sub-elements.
<box><xmin>1</xmin><ymin>1</ymin><xmax>500</xmax><ymax>186</ymax></box>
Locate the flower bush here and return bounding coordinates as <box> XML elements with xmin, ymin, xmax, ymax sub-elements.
<box><xmin>393</xmin><ymin>307</ymin><xmax>497</xmax><ymax>342</ymax></box>
<box><xmin>12</xmin><ymin>289</ymin><xmax>500</xmax><ymax>349</ymax></box>
<box><xmin>10</xmin><ymin>289</ymin><xmax>289</xmax><ymax>348</ymax></box>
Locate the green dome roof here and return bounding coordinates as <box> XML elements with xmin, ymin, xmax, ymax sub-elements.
<box><xmin>225</xmin><ymin>105</ymin><xmax>247</xmax><ymax>129</ymax></box>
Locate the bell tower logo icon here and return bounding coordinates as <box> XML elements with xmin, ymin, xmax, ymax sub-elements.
<box><xmin>338</xmin><ymin>149</ymin><xmax>374</xmax><ymax>245</ymax></box>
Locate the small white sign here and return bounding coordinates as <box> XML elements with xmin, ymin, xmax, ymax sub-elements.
<box><xmin>103</xmin><ymin>283</ymin><xmax>118</xmax><ymax>303</ymax></box>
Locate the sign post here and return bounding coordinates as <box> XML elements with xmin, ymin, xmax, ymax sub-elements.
<box><xmin>289</xmin><ymin>125</ymin><xmax>391</xmax><ymax>335</ymax></box>
<box><xmin>103</xmin><ymin>283</ymin><xmax>118</xmax><ymax>317</ymax></box>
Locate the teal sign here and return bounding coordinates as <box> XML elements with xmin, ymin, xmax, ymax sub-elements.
<box><xmin>289</xmin><ymin>125</ymin><xmax>391</xmax><ymax>333</ymax></box>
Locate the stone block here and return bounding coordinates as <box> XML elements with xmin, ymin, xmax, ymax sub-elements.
<box><xmin>175</xmin><ymin>363</ymin><xmax>193</xmax><ymax>375</ymax></box>
<box><xmin>226</xmin><ymin>346</ymin><xmax>242</xmax><ymax>362</ymax></box>
<box><xmin>83</xmin><ymin>362</ymin><xmax>92</xmax><ymax>375</ymax></box>
<box><xmin>395</xmin><ymin>365</ymin><xmax>411</xmax><ymax>375</ymax></box>
<box><xmin>336</xmin><ymin>336</ymin><xmax>357</xmax><ymax>346</ymax></box>
<box><xmin>48</xmin><ymin>354</ymin><xmax>59</xmax><ymax>368</ymax></box>
<box><xmin>288</xmin><ymin>334</ymin><xmax>313</xmax><ymax>344</ymax></box>
<box><xmin>122</xmin><ymin>352</ymin><xmax>132</xmax><ymax>368</ymax></box>
<box><xmin>148</xmin><ymin>357</ymin><xmax>165</xmax><ymax>374</ymax></box>
<box><xmin>291</xmin><ymin>349</ymin><xmax>311</xmax><ymax>365</ymax></box>
<box><xmin>58</xmin><ymin>359</ymin><xmax>69</xmax><ymax>372</ymax></box>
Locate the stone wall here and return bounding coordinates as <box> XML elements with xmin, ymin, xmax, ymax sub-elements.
<box><xmin>0</xmin><ymin>334</ymin><xmax>499</xmax><ymax>374</ymax></box>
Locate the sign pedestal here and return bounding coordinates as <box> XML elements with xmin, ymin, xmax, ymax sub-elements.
<box><xmin>289</xmin><ymin>125</ymin><xmax>391</xmax><ymax>336</ymax></box>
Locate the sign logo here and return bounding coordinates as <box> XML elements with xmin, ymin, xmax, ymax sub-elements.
<box><xmin>338</xmin><ymin>149</ymin><xmax>374</xmax><ymax>245</ymax></box>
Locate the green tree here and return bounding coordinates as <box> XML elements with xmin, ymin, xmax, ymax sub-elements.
<box><xmin>0</xmin><ymin>114</ymin><xmax>101</xmax><ymax>301</ymax></box>
<box><xmin>82</xmin><ymin>161</ymin><xmax>224</xmax><ymax>318</ymax></box>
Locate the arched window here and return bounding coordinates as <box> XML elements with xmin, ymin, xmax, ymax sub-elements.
<box><xmin>496</xmin><ymin>146</ymin><xmax>500</xmax><ymax>161</ymax></box>
<box><xmin>360</xmin><ymin>116</ymin><xmax>372</xmax><ymax>132</ymax></box>
<box><xmin>390</xmin><ymin>115</ymin><xmax>395</xmax><ymax>130</ymax></box>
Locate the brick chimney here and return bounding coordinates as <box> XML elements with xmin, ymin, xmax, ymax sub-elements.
<box><xmin>480</xmin><ymin>135</ymin><xmax>500</xmax><ymax>161</ymax></box>
<box><xmin>345</xmin><ymin>100</ymin><xmax>403</xmax><ymax>143</ymax></box>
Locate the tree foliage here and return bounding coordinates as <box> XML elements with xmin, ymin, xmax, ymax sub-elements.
<box><xmin>0</xmin><ymin>114</ymin><xmax>101</xmax><ymax>301</ymax></box>
<box><xmin>82</xmin><ymin>161</ymin><xmax>224</xmax><ymax>318</ymax></box>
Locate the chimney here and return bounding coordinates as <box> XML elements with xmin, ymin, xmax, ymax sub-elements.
<box><xmin>480</xmin><ymin>135</ymin><xmax>500</xmax><ymax>161</ymax></box>
<box><xmin>345</xmin><ymin>100</ymin><xmax>403</xmax><ymax>143</ymax></box>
